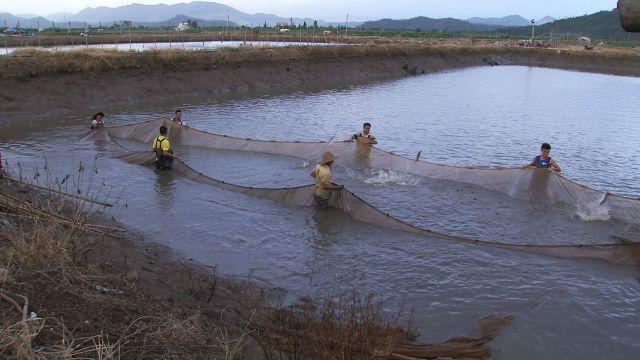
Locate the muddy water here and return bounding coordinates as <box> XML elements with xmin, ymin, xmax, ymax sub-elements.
<box><xmin>2</xmin><ymin>66</ymin><xmax>640</xmax><ymax>359</ymax></box>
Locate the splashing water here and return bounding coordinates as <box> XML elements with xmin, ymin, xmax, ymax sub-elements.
<box><xmin>327</xmin><ymin>133</ymin><xmax>341</xmax><ymax>145</ymax></box>
<box><xmin>575</xmin><ymin>192</ymin><xmax>611</xmax><ymax>222</ymax></box>
<box><xmin>575</xmin><ymin>204</ymin><xmax>611</xmax><ymax>222</ymax></box>
<box><xmin>346</xmin><ymin>168</ymin><xmax>421</xmax><ymax>187</ymax></box>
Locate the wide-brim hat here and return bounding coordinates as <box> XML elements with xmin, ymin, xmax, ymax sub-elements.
<box><xmin>321</xmin><ymin>151</ymin><xmax>339</xmax><ymax>164</ymax></box>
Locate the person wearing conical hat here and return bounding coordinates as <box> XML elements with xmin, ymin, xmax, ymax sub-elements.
<box><xmin>310</xmin><ymin>151</ymin><xmax>343</xmax><ymax>207</ymax></box>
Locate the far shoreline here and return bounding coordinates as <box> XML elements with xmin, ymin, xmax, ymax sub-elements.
<box><xmin>1</xmin><ymin>43</ymin><xmax>639</xmax><ymax>125</ymax></box>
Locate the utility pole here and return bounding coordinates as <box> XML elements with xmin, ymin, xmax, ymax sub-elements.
<box><xmin>4</xmin><ymin>19</ymin><xmax>7</xmax><ymax>55</ymax></box>
<box><xmin>530</xmin><ymin>19</ymin><xmax>536</xmax><ymax>45</ymax></box>
<box><xmin>67</xmin><ymin>19</ymin><xmax>73</xmax><ymax>49</ymax></box>
<box><xmin>345</xmin><ymin>14</ymin><xmax>348</xmax><ymax>37</ymax></box>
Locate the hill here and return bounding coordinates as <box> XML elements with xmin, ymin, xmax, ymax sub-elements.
<box><xmin>468</xmin><ymin>15</ymin><xmax>556</xmax><ymax>27</ymax></box>
<box><xmin>468</xmin><ymin>15</ymin><xmax>530</xmax><ymax>27</ymax></box>
<box><xmin>361</xmin><ymin>16</ymin><xmax>499</xmax><ymax>32</ymax></box>
<box><xmin>0</xmin><ymin>12</ymin><xmax>53</xmax><ymax>29</ymax></box>
<box><xmin>537</xmin><ymin>16</ymin><xmax>557</xmax><ymax>25</ymax></box>
<box><xmin>67</xmin><ymin>1</ymin><xmax>328</xmax><ymax>27</ymax></box>
<box><xmin>504</xmin><ymin>10</ymin><xmax>631</xmax><ymax>40</ymax></box>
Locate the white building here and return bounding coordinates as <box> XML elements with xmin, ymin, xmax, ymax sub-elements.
<box><xmin>176</xmin><ymin>22</ymin><xmax>190</xmax><ymax>31</ymax></box>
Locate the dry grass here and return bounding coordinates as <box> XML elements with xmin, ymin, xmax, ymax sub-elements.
<box><xmin>0</xmin><ymin>172</ymin><xmax>249</xmax><ymax>359</ymax></box>
<box><xmin>2</xmin><ymin>32</ymin><xmax>354</xmax><ymax>48</ymax></box>
<box><xmin>254</xmin><ymin>289</ymin><xmax>408</xmax><ymax>360</ymax></box>
<box><xmin>2</xmin><ymin>42</ymin><xmax>639</xmax><ymax>81</ymax></box>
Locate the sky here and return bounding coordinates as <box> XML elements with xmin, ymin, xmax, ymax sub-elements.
<box><xmin>0</xmin><ymin>0</ymin><xmax>619</xmax><ymax>21</ymax></box>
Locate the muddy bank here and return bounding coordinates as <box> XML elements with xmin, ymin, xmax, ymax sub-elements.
<box><xmin>0</xmin><ymin>45</ymin><xmax>638</xmax><ymax>124</ymax></box>
<box><xmin>0</xmin><ymin>175</ymin><xmax>269</xmax><ymax>358</ymax></box>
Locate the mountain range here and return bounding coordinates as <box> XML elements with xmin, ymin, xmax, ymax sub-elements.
<box><xmin>1</xmin><ymin>2</ymin><xmax>362</xmax><ymax>29</ymax></box>
<box><xmin>0</xmin><ymin>1</ymin><xmax>631</xmax><ymax>40</ymax></box>
<box><xmin>361</xmin><ymin>14</ymin><xmax>560</xmax><ymax>33</ymax></box>
<box><xmin>362</xmin><ymin>16</ymin><xmax>499</xmax><ymax>32</ymax></box>
<box><xmin>359</xmin><ymin>9</ymin><xmax>633</xmax><ymax>40</ymax></box>
<box><xmin>0</xmin><ymin>12</ymin><xmax>54</xmax><ymax>29</ymax></box>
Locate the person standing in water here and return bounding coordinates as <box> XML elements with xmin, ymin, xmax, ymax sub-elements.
<box><xmin>351</xmin><ymin>122</ymin><xmax>378</xmax><ymax>145</ymax></box>
<box><xmin>525</xmin><ymin>143</ymin><xmax>561</xmax><ymax>172</ymax></box>
<box><xmin>90</xmin><ymin>112</ymin><xmax>105</xmax><ymax>130</ymax></box>
<box><xmin>310</xmin><ymin>151</ymin><xmax>343</xmax><ymax>207</ymax></box>
<box><xmin>152</xmin><ymin>125</ymin><xmax>177</xmax><ymax>170</ymax></box>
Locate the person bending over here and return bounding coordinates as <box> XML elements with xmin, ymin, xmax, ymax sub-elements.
<box><xmin>310</xmin><ymin>151</ymin><xmax>343</xmax><ymax>207</ymax></box>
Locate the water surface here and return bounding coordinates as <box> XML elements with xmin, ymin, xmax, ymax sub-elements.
<box><xmin>2</xmin><ymin>66</ymin><xmax>640</xmax><ymax>359</ymax></box>
<box><xmin>2</xmin><ymin>40</ymin><xmax>340</xmax><ymax>55</ymax></box>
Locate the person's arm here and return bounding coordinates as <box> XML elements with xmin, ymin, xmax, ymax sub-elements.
<box><xmin>523</xmin><ymin>157</ymin><xmax>536</xmax><ymax>168</ymax></box>
<box><xmin>91</xmin><ymin>120</ymin><xmax>97</xmax><ymax>129</ymax></box>
<box><xmin>550</xmin><ymin>159</ymin><xmax>561</xmax><ymax>172</ymax></box>
<box><xmin>369</xmin><ymin>136</ymin><xmax>378</xmax><ymax>145</ymax></box>
<box><xmin>320</xmin><ymin>183</ymin><xmax>343</xmax><ymax>190</ymax></box>
<box><xmin>161</xmin><ymin>150</ymin><xmax>177</xmax><ymax>158</ymax></box>
<box><xmin>161</xmin><ymin>141</ymin><xmax>178</xmax><ymax>159</ymax></box>
<box><xmin>351</xmin><ymin>134</ymin><xmax>358</xmax><ymax>142</ymax></box>
<box><xmin>317</xmin><ymin>170</ymin><xmax>343</xmax><ymax>190</ymax></box>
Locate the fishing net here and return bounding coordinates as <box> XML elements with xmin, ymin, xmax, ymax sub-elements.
<box><xmin>81</xmin><ymin>120</ymin><xmax>640</xmax><ymax>266</ymax></box>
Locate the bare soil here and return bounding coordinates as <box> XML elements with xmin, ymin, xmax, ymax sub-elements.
<box><xmin>1</xmin><ymin>45</ymin><xmax>638</xmax><ymax>126</ymax></box>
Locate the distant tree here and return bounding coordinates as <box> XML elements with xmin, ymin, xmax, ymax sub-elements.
<box><xmin>303</xmin><ymin>21</ymin><xmax>307</xmax><ymax>28</ymax></box>
<box><xmin>313</xmin><ymin>20</ymin><xmax>318</xmax><ymax>29</ymax></box>
<box><xmin>263</xmin><ymin>22</ymin><xmax>267</xmax><ymax>28</ymax></box>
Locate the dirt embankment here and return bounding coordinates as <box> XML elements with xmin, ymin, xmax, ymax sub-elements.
<box><xmin>0</xmin><ymin>45</ymin><xmax>638</xmax><ymax>123</ymax></box>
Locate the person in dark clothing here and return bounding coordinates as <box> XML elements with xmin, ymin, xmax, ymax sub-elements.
<box><xmin>525</xmin><ymin>143</ymin><xmax>561</xmax><ymax>172</ymax></box>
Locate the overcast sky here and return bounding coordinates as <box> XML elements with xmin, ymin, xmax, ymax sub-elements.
<box><xmin>1</xmin><ymin>0</ymin><xmax>619</xmax><ymax>21</ymax></box>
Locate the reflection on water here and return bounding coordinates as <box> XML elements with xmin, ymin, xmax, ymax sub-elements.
<box><xmin>153</xmin><ymin>169</ymin><xmax>179</xmax><ymax>209</ymax></box>
<box><xmin>3</xmin><ymin>40</ymin><xmax>341</xmax><ymax>55</ymax></box>
<box><xmin>2</xmin><ymin>66</ymin><xmax>640</xmax><ymax>359</ymax></box>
